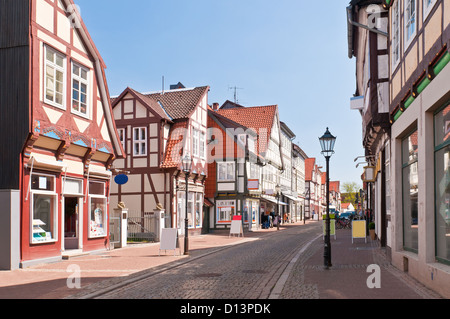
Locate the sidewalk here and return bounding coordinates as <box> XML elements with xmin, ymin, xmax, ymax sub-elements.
<box><xmin>0</xmin><ymin>220</ymin><xmax>295</xmax><ymax>299</ymax></box>
<box><xmin>289</xmin><ymin>227</ymin><xmax>444</xmax><ymax>299</ymax></box>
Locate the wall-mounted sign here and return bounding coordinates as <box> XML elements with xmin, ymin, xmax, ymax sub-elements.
<box><xmin>114</xmin><ymin>174</ymin><xmax>129</xmax><ymax>185</ymax></box>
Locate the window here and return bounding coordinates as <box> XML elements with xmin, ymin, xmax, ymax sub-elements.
<box><xmin>218</xmin><ymin>162</ymin><xmax>235</xmax><ymax>181</ymax></box>
<box><xmin>30</xmin><ymin>174</ymin><xmax>57</xmax><ymax>244</ymax></box>
<box><xmin>192</xmin><ymin>129</ymin><xmax>199</xmax><ymax>157</ymax></box>
<box><xmin>216</xmin><ymin>200</ymin><xmax>235</xmax><ymax>223</ymax></box>
<box><xmin>44</xmin><ymin>46</ymin><xmax>65</xmax><ymax>108</ymax></box>
<box><xmin>392</xmin><ymin>1</ymin><xmax>401</xmax><ymax>69</ymax></box>
<box><xmin>424</xmin><ymin>0</ymin><xmax>438</xmax><ymax>21</ymax></box>
<box><xmin>196</xmin><ymin>193</ymin><xmax>203</xmax><ymax>227</ymax></box>
<box><xmin>199</xmin><ymin>131</ymin><xmax>206</xmax><ymax>159</ymax></box>
<box><xmin>434</xmin><ymin>104</ymin><xmax>450</xmax><ymax>264</ymax></box>
<box><xmin>404</xmin><ymin>0</ymin><xmax>417</xmax><ymax>49</ymax></box>
<box><xmin>133</xmin><ymin>127</ymin><xmax>147</xmax><ymax>156</ymax></box>
<box><xmin>72</xmin><ymin>62</ymin><xmax>89</xmax><ymax>117</ymax></box>
<box><xmin>88</xmin><ymin>181</ymin><xmax>107</xmax><ymax>238</ymax></box>
<box><xmin>402</xmin><ymin>129</ymin><xmax>419</xmax><ymax>253</ymax></box>
<box><xmin>118</xmin><ymin>128</ymin><xmax>126</xmax><ymax>152</ymax></box>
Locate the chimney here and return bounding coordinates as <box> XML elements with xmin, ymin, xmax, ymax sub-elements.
<box><xmin>212</xmin><ymin>103</ymin><xmax>219</xmax><ymax>111</ymax></box>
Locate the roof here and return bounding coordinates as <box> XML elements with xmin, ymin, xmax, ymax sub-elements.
<box><xmin>215</xmin><ymin>104</ymin><xmax>278</xmax><ymax>154</ymax></box>
<box><xmin>305</xmin><ymin>158</ymin><xmax>316</xmax><ymax>181</ymax></box>
<box><xmin>161</xmin><ymin>120</ymin><xmax>188</xmax><ymax>169</ymax></box>
<box><xmin>143</xmin><ymin>86</ymin><xmax>209</xmax><ymax>120</ymax></box>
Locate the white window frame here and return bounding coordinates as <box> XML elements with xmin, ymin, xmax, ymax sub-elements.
<box><xmin>133</xmin><ymin>127</ymin><xmax>147</xmax><ymax>157</ymax></box>
<box><xmin>423</xmin><ymin>0</ymin><xmax>438</xmax><ymax>22</ymax></box>
<box><xmin>199</xmin><ymin>131</ymin><xmax>206</xmax><ymax>159</ymax></box>
<box><xmin>404</xmin><ymin>0</ymin><xmax>417</xmax><ymax>51</ymax></box>
<box><xmin>88</xmin><ymin>181</ymin><xmax>107</xmax><ymax>239</ymax></box>
<box><xmin>44</xmin><ymin>45</ymin><xmax>66</xmax><ymax>110</ymax></box>
<box><xmin>30</xmin><ymin>173</ymin><xmax>58</xmax><ymax>244</ymax></box>
<box><xmin>71</xmin><ymin>61</ymin><xmax>90</xmax><ymax>118</ymax></box>
<box><xmin>192</xmin><ymin>129</ymin><xmax>199</xmax><ymax>157</ymax></box>
<box><xmin>391</xmin><ymin>0</ymin><xmax>401</xmax><ymax>71</ymax></box>
<box><xmin>218</xmin><ymin>162</ymin><xmax>236</xmax><ymax>182</ymax></box>
<box><xmin>216</xmin><ymin>200</ymin><xmax>236</xmax><ymax>224</ymax></box>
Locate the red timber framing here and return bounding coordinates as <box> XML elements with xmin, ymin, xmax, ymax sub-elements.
<box><xmin>110</xmin><ymin>85</ymin><xmax>210</xmax><ymax>236</ymax></box>
<box><xmin>8</xmin><ymin>0</ymin><xmax>124</xmax><ymax>267</ymax></box>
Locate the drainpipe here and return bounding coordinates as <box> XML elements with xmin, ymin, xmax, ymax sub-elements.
<box><xmin>347</xmin><ymin>5</ymin><xmax>388</xmax><ymax>58</ymax></box>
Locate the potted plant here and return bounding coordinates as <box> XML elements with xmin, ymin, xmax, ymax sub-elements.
<box><xmin>369</xmin><ymin>222</ymin><xmax>376</xmax><ymax>240</ymax></box>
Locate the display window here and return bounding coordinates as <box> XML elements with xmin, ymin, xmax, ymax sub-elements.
<box><xmin>88</xmin><ymin>181</ymin><xmax>107</xmax><ymax>238</ymax></box>
<box><xmin>216</xmin><ymin>200</ymin><xmax>235</xmax><ymax>223</ymax></box>
<box><xmin>30</xmin><ymin>173</ymin><xmax>58</xmax><ymax>244</ymax></box>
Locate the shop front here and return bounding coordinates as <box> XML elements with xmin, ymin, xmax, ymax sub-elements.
<box><xmin>21</xmin><ymin>153</ymin><xmax>112</xmax><ymax>268</ymax></box>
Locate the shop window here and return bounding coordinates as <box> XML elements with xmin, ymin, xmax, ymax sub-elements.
<box><xmin>216</xmin><ymin>200</ymin><xmax>235</xmax><ymax>223</ymax></box>
<box><xmin>88</xmin><ymin>181</ymin><xmax>107</xmax><ymax>238</ymax></box>
<box><xmin>434</xmin><ymin>104</ymin><xmax>450</xmax><ymax>264</ymax></box>
<box><xmin>196</xmin><ymin>193</ymin><xmax>203</xmax><ymax>227</ymax></box>
<box><xmin>402</xmin><ymin>129</ymin><xmax>419</xmax><ymax>253</ymax></box>
<box><xmin>30</xmin><ymin>174</ymin><xmax>57</xmax><ymax>244</ymax></box>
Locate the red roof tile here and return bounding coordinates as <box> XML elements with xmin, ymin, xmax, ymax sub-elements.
<box><xmin>161</xmin><ymin>121</ymin><xmax>188</xmax><ymax>169</ymax></box>
<box><xmin>215</xmin><ymin>105</ymin><xmax>278</xmax><ymax>154</ymax></box>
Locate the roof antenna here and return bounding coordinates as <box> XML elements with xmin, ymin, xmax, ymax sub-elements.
<box><xmin>162</xmin><ymin>76</ymin><xmax>165</xmax><ymax>95</ymax></box>
<box><xmin>228</xmin><ymin>86</ymin><xmax>243</xmax><ymax>104</ymax></box>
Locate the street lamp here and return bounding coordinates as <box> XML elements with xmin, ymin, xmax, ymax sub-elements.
<box><xmin>182</xmin><ymin>154</ymin><xmax>193</xmax><ymax>255</ymax></box>
<box><xmin>275</xmin><ymin>185</ymin><xmax>281</xmax><ymax>230</ymax></box>
<box><xmin>319</xmin><ymin>128</ymin><xmax>336</xmax><ymax>270</ymax></box>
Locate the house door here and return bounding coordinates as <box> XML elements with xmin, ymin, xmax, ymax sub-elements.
<box><xmin>64</xmin><ymin>197</ymin><xmax>80</xmax><ymax>250</ymax></box>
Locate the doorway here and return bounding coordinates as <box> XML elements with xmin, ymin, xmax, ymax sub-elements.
<box><xmin>64</xmin><ymin>197</ymin><xmax>80</xmax><ymax>250</ymax></box>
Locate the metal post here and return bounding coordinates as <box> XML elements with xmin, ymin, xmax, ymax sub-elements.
<box><xmin>324</xmin><ymin>156</ymin><xmax>332</xmax><ymax>269</ymax></box>
<box><xmin>277</xmin><ymin>194</ymin><xmax>280</xmax><ymax>231</ymax></box>
<box><xmin>184</xmin><ymin>173</ymin><xmax>189</xmax><ymax>255</ymax></box>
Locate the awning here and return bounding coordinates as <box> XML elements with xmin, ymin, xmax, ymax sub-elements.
<box><xmin>204</xmin><ymin>198</ymin><xmax>214</xmax><ymax>207</ymax></box>
<box><xmin>283</xmin><ymin>193</ymin><xmax>301</xmax><ymax>202</ymax></box>
<box><xmin>88</xmin><ymin>164</ymin><xmax>112</xmax><ymax>179</ymax></box>
<box><xmin>25</xmin><ymin>154</ymin><xmax>67</xmax><ymax>171</ymax></box>
<box><xmin>261</xmin><ymin>195</ymin><xmax>288</xmax><ymax>206</ymax></box>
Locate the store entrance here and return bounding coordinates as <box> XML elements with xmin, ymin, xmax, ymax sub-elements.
<box><xmin>64</xmin><ymin>197</ymin><xmax>80</xmax><ymax>250</ymax></box>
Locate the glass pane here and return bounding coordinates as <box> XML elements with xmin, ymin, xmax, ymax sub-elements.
<box><xmin>134</xmin><ymin>128</ymin><xmax>139</xmax><ymax>140</ymax></box>
<box><xmin>46</xmin><ymin>49</ymin><xmax>54</xmax><ymax>63</ymax></box>
<box><xmin>73</xmin><ymin>64</ymin><xmax>80</xmax><ymax>76</ymax></box>
<box><xmin>32</xmin><ymin>194</ymin><xmax>55</xmax><ymax>243</ymax></box>
<box><xmin>55</xmin><ymin>54</ymin><xmax>64</xmax><ymax>68</ymax></box>
<box><xmin>55</xmin><ymin>70</ymin><xmax>63</xmax><ymax>83</ymax></box>
<box><xmin>55</xmin><ymin>93</ymin><xmax>63</xmax><ymax>105</ymax></box>
<box><xmin>134</xmin><ymin>143</ymin><xmax>140</xmax><ymax>155</ymax></box>
<box><xmin>73</xmin><ymin>80</ymin><xmax>79</xmax><ymax>91</ymax></box>
<box><xmin>403</xmin><ymin>162</ymin><xmax>419</xmax><ymax>252</ymax></box>
<box><xmin>46</xmin><ymin>89</ymin><xmax>54</xmax><ymax>102</ymax></box>
<box><xmin>141</xmin><ymin>142</ymin><xmax>146</xmax><ymax>155</ymax></box>
<box><xmin>81</xmin><ymin>68</ymin><xmax>87</xmax><ymax>80</ymax></box>
<box><xmin>81</xmin><ymin>83</ymin><xmax>87</xmax><ymax>94</ymax></box>
<box><xmin>72</xmin><ymin>101</ymin><xmax>79</xmax><ymax>111</ymax></box>
<box><xmin>81</xmin><ymin>93</ymin><xmax>86</xmax><ymax>104</ymax></box>
<box><xmin>434</xmin><ymin>104</ymin><xmax>450</xmax><ymax>147</ymax></box>
<box><xmin>89</xmin><ymin>181</ymin><xmax>105</xmax><ymax>195</ymax></box>
<box><xmin>402</xmin><ymin>131</ymin><xmax>419</xmax><ymax>165</ymax></box>
<box><xmin>90</xmin><ymin>197</ymin><xmax>106</xmax><ymax>237</ymax></box>
<box><xmin>435</xmin><ymin>146</ymin><xmax>450</xmax><ymax>262</ymax></box>
<box><xmin>141</xmin><ymin>128</ymin><xmax>146</xmax><ymax>140</ymax></box>
<box><xmin>80</xmin><ymin>103</ymin><xmax>87</xmax><ymax>114</ymax></box>
<box><xmin>31</xmin><ymin>175</ymin><xmax>54</xmax><ymax>191</ymax></box>
<box><xmin>56</xmin><ymin>81</ymin><xmax>63</xmax><ymax>94</ymax></box>
<box><xmin>73</xmin><ymin>89</ymin><xmax>79</xmax><ymax>101</ymax></box>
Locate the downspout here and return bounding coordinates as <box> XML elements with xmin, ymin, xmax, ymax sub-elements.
<box><xmin>347</xmin><ymin>5</ymin><xmax>388</xmax><ymax>58</ymax></box>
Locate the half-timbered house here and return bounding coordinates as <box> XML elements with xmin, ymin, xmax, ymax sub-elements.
<box><xmin>0</xmin><ymin>0</ymin><xmax>124</xmax><ymax>269</ymax></box>
<box><xmin>110</xmin><ymin>85</ymin><xmax>210</xmax><ymax>236</ymax></box>
<box><xmin>213</xmin><ymin>101</ymin><xmax>286</xmax><ymax>228</ymax></box>
<box><xmin>205</xmin><ymin>105</ymin><xmax>262</xmax><ymax>231</ymax></box>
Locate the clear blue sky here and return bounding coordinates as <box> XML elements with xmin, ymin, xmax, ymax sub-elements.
<box><xmin>76</xmin><ymin>0</ymin><xmax>364</xmax><ymax>188</ymax></box>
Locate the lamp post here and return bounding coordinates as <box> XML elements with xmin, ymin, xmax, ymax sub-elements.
<box><xmin>319</xmin><ymin>128</ymin><xmax>336</xmax><ymax>270</ymax></box>
<box><xmin>182</xmin><ymin>154</ymin><xmax>192</xmax><ymax>255</ymax></box>
<box><xmin>275</xmin><ymin>185</ymin><xmax>281</xmax><ymax>230</ymax></box>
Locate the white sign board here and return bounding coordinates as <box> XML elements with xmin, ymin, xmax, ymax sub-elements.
<box><xmin>229</xmin><ymin>220</ymin><xmax>244</xmax><ymax>238</ymax></box>
<box><xmin>159</xmin><ymin>228</ymin><xmax>179</xmax><ymax>256</ymax></box>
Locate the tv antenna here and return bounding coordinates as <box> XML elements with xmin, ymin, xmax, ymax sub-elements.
<box><xmin>228</xmin><ymin>86</ymin><xmax>244</xmax><ymax>104</ymax></box>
